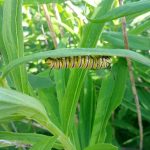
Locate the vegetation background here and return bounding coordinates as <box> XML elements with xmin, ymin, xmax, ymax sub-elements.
<box><xmin>0</xmin><ymin>0</ymin><xmax>150</xmax><ymax>150</ymax></box>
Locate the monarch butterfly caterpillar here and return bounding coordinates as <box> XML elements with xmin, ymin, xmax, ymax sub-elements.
<box><xmin>46</xmin><ymin>56</ymin><xmax>111</xmax><ymax>69</ymax></box>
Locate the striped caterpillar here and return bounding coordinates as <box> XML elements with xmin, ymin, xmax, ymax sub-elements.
<box><xmin>46</xmin><ymin>56</ymin><xmax>111</xmax><ymax>69</ymax></box>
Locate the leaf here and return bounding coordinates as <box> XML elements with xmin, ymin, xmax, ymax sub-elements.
<box><xmin>30</xmin><ymin>136</ymin><xmax>57</xmax><ymax>150</ymax></box>
<box><xmin>2</xmin><ymin>0</ymin><xmax>29</xmax><ymax>93</ymax></box>
<box><xmin>38</xmin><ymin>88</ymin><xmax>61</xmax><ymax>127</ymax></box>
<box><xmin>78</xmin><ymin>74</ymin><xmax>96</xmax><ymax>148</ymax></box>
<box><xmin>1</xmin><ymin>48</ymin><xmax>150</xmax><ymax>79</ymax></box>
<box><xmin>112</xmin><ymin>119</ymin><xmax>138</xmax><ymax>135</ymax></box>
<box><xmin>84</xmin><ymin>143</ymin><xmax>118</xmax><ymax>150</ymax></box>
<box><xmin>0</xmin><ymin>132</ymin><xmax>62</xmax><ymax>149</ymax></box>
<box><xmin>129</xmin><ymin>19</ymin><xmax>150</xmax><ymax>34</ymax></box>
<box><xmin>122</xmin><ymin>99</ymin><xmax>150</xmax><ymax>122</ymax></box>
<box><xmin>90</xmin><ymin>72</ymin><xmax>115</xmax><ymax>144</ymax></box>
<box><xmin>28</xmin><ymin>74</ymin><xmax>53</xmax><ymax>89</ymax></box>
<box><xmin>60</xmin><ymin>69</ymin><xmax>86</xmax><ymax>134</ymax></box>
<box><xmin>90</xmin><ymin>59</ymin><xmax>128</xmax><ymax>144</ymax></box>
<box><xmin>102</xmin><ymin>32</ymin><xmax>150</xmax><ymax>51</ymax></box>
<box><xmin>0</xmin><ymin>87</ymin><xmax>75</xmax><ymax>150</ymax></box>
<box><xmin>88</xmin><ymin>0</ymin><xmax>150</xmax><ymax>23</ymax></box>
<box><xmin>0</xmin><ymin>87</ymin><xmax>50</xmax><ymax>126</ymax></box>
<box><xmin>0</xmin><ymin>6</ymin><xmax>7</xmax><ymax>63</ymax></box>
<box><xmin>53</xmin><ymin>69</ymin><xmax>66</xmax><ymax>102</ymax></box>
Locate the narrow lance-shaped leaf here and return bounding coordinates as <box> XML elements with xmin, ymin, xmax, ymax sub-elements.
<box><xmin>0</xmin><ymin>132</ymin><xmax>62</xmax><ymax>149</ymax></box>
<box><xmin>129</xmin><ymin>20</ymin><xmax>150</xmax><ymax>34</ymax></box>
<box><xmin>88</xmin><ymin>0</ymin><xmax>150</xmax><ymax>23</ymax></box>
<box><xmin>0</xmin><ymin>6</ymin><xmax>8</xmax><ymax>63</ymax></box>
<box><xmin>90</xmin><ymin>59</ymin><xmax>128</xmax><ymax>144</ymax></box>
<box><xmin>102</xmin><ymin>32</ymin><xmax>150</xmax><ymax>51</ymax></box>
<box><xmin>1</xmin><ymin>48</ymin><xmax>150</xmax><ymax>79</ymax></box>
<box><xmin>90</xmin><ymin>72</ymin><xmax>115</xmax><ymax>144</ymax></box>
<box><xmin>2</xmin><ymin>0</ymin><xmax>29</xmax><ymax>93</ymax></box>
<box><xmin>78</xmin><ymin>74</ymin><xmax>96</xmax><ymax>149</ymax></box>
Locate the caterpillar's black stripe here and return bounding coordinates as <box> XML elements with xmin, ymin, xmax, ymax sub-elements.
<box><xmin>46</xmin><ymin>56</ymin><xmax>111</xmax><ymax>69</ymax></box>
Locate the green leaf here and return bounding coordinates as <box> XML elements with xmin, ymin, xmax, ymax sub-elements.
<box><xmin>53</xmin><ymin>69</ymin><xmax>66</xmax><ymax>102</ymax></box>
<box><xmin>129</xmin><ymin>19</ymin><xmax>150</xmax><ymax>34</ymax></box>
<box><xmin>78</xmin><ymin>74</ymin><xmax>96</xmax><ymax>149</ymax></box>
<box><xmin>38</xmin><ymin>88</ymin><xmax>61</xmax><ymax>127</ymax></box>
<box><xmin>122</xmin><ymin>99</ymin><xmax>150</xmax><ymax>122</ymax></box>
<box><xmin>0</xmin><ymin>6</ymin><xmax>7</xmax><ymax>63</ymax></box>
<box><xmin>0</xmin><ymin>132</ymin><xmax>62</xmax><ymax>149</ymax></box>
<box><xmin>102</xmin><ymin>32</ymin><xmax>150</xmax><ymax>51</ymax></box>
<box><xmin>84</xmin><ymin>143</ymin><xmax>118</xmax><ymax>150</ymax></box>
<box><xmin>1</xmin><ymin>48</ymin><xmax>150</xmax><ymax>79</ymax></box>
<box><xmin>2</xmin><ymin>0</ymin><xmax>29</xmax><ymax>93</ymax></box>
<box><xmin>60</xmin><ymin>69</ymin><xmax>86</xmax><ymax>134</ymax></box>
<box><xmin>0</xmin><ymin>87</ymin><xmax>75</xmax><ymax>150</ymax></box>
<box><xmin>88</xmin><ymin>0</ymin><xmax>150</xmax><ymax>23</ymax></box>
<box><xmin>113</xmin><ymin>119</ymin><xmax>138</xmax><ymax>135</ymax></box>
<box><xmin>0</xmin><ymin>87</ymin><xmax>50</xmax><ymax>126</ymax></box>
<box><xmin>90</xmin><ymin>59</ymin><xmax>128</xmax><ymax>144</ymax></box>
<box><xmin>30</xmin><ymin>136</ymin><xmax>57</xmax><ymax>150</ymax></box>
<box><xmin>0</xmin><ymin>132</ymin><xmax>51</xmax><ymax>145</ymax></box>
<box><xmin>90</xmin><ymin>72</ymin><xmax>115</xmax><ymax>144</ymax></box>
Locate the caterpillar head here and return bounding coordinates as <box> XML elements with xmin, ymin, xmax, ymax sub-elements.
<box><xmin>46</xmin><ymin>58</ymin><xmax>54</xmax><ymax>68</ymax></box>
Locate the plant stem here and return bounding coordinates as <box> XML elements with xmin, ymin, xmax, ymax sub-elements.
<box><xmin>52</xmin><ymin>3</ymin><xmax>64</xmax><ymax>37</ymax></box>
<box><xmin>42</xmin><ymin>4</ymin><xmax>58</xmax><ymax>48</ymax></box>
<box><xmin>119</xmin><ymin>0</ymin><xmax>143</xmax><ymax>150</ymax></box>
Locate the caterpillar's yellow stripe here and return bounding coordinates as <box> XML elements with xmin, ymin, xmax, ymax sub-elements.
<box><xmin>46</xmin><ymin>56</ymin><xmax>111</xmax><ymax>69</ymax></box>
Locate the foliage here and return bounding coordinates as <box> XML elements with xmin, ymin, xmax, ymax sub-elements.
<box><xmin>0</xmin><ymin>0</ymin><xmax>150</xmax><ymax>150</ymax></box>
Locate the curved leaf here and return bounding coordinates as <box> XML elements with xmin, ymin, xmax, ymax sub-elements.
<box><xmin>102</xmin><ymin>32</ymin><xmax>150</xmax><ymax>50</ymax></box>
<box><xmin>1</xmin><ymin>48</ymin><xmax>150</xmax><ymax>78</ymax></box>
<box><xmin>88</xmin><ymin>0</ymin><xmax>150</xmax><ymax>23</ymax></box>
<box><xmin>0</xmin><ymin>132</ymin><xmax>61</xmax><ymax>149</ymax></box>
<box><xmin>0</xmin><ymin>87</ymin><xmax>75</xmax><ymax>150</ymax></box>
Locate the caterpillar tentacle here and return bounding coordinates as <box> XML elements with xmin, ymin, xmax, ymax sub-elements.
<box><xmin>46</xmin><ymin>56</ymin><xmax>111</xmax><ymax>69</ymax></box>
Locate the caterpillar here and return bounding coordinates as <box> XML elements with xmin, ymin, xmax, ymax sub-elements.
<box><xmin>46</xmin><ymin>56</ymin><xmax>111</xmax><ymax>69</ymax></box>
